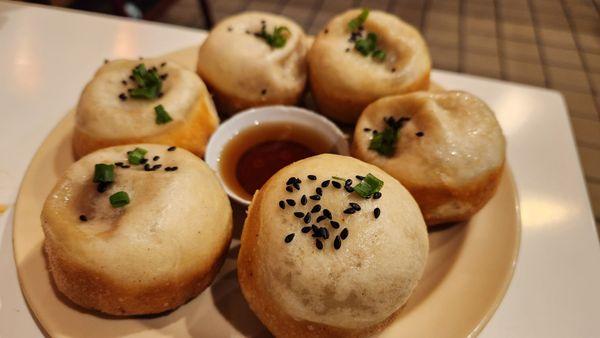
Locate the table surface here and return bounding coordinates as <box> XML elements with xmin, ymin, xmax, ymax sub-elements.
<box><xmin>1</xmin><ymin>1</ymin><xmax>599</xmax><ymax>337</ymax></box>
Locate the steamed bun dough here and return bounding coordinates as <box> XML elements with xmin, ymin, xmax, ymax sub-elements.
<box><xmin>42</xmin><ymin>144</ymin><xmax>233</xmax><ymax>315</ymax></box>
<box><xmin>308</xmin><ymin>9</ymin><xmax>431</xmax><ymax>123</ymax></box>
<box><xmin>197</xmin><ymin>12</ymin><xmax>309</xmax><ymax>115</ymax></box>
<box><xmin>74</xmin><ymin>59</ymin><xmax>219</xmax><ymax>159</ymax></box>
<box><xmin>352</xmin><ymin>91</ymin><xmax>506</xmax><ymax>225</ymax></box>
<box><xmin>238</xmin><ymin>154</ymin><xmax>428</xmax><ymax>337</ymax></box>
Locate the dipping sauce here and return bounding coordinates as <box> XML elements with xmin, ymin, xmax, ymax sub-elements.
<box><xmin>220</xmin><ymin>122</ymin><xmax>337</xmax><ymax>201</ymax></box>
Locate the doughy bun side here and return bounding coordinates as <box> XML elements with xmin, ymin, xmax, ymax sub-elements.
<box><xmin>238</xmin><ymin>154</ymin><xmax>428</xmax><ymax>337</ymax></box>
<box><xmin>75</xmin><ymin>59</ymin><xmax>218</xmax><ymax>159</ymax></box>
<box><xmin>352</xmin><ymin>91</ymin><xmax>506</xmax><ymax>225</ymax></box>
<box><xmin>42</xmin><ymin>144</ymin><xmax>233</xmax><ymax>315</ymax></box>
<box><xmin>197</xmin><ymin>12</ymin><xmax>309</xmax><ymax>115</ymax></box>
<box><xmin>308</xmin><ymin>9</ymin><xmax>431</xmax><ymax>123</ymax></box>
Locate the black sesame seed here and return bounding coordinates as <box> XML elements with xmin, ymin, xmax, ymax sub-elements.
<box><xmin>227</xmin><ymin>27</ymin><xmax>233</xmax><ymax>32</ymax></box>
<box><xmin>311</xmin><ymin>224</ymin><xmax>319</xmax><ymax>232</ymax></box>
<box><xmin>286</xmin><ymin>177</ymin><xmax>296</xmax><ymax>185</ymax></box>
<box><xmin>293</xmin><ymin>182</ymin><xmax>300</xmax><ymax>190</ymax></box>
<box><xmin>158</xmin><ymin>92</ymin><xmax>164</xmax><ymax>98</ymax></box>
<box><xmin>167</xmin><ymin>146</ymin><xmax>176</xmax><ymax>151</ymax></box>
<box><xmin>343</xmin><ymin>208</ymin><xmax>356</xmax><ymax>214</ymax></box>
<box><xmin>345</xmin><ymin>48</ymin><xmax>350</xmax><ymax>52</ymax></box>
<box><xmin>315</xmin><ymin>239</ymin><xmax>323</xmax><ymax>250</ymax></box>
<box><xmin>160</xmin><ymin>74</ymin><xmax>168</xmax><ymax>80</ymax></box>
<box><xmin>391</xmin><ymin>67</ymin><xmax>396</xmax><ymax>72</ymax></box>
<box><xmin>286</xmin><ymin>186</ymin><xmax>294</xmax><ymax>192</ymax></box>
<box><xmin>144</xmin><ymin>163</ymin><xmax>152</xmax><ymax>171</ymax></box>
<box><xmin>334</xmin><ymin>236</ymin><xmax>342</xmax><ymax>250</ymax></box>
<box><xmin>416</xmin><ymin>131</ymin><xmax>425</xmax><ymax>137</ymax></box>
<box><xmin>152</xmin><ymin>164</ymin><xmax>162</xmax><ymax>170</ymax></box>
<box><xmin>345</xmin><ymin>186</ymin><xmax>354</xmax><ymax>193</ymax></box>
<box><xmin>118</xmin><ymin>93</ymin><xmax>127</xmax><ymax>101</ymax></box>
<box><xmin>286</xmin><ymin>199</ymin><xmax>296</xmax><ymax>206</ymax></box>
<box><xmin>301</xmin><ymin>195</ymin><xmax>307</xmax><ymax>205</ymax></box>
<box><xmin>153</xmin><ymin>156</ymin><xmax>160</xmax><ymax>161</ymax></box>
<box><xmin>303</xmin><ymin>213</ymin><xmax>311</xmax><ymax>224</ymax></box>
<box><xmin>140</xmin><ymin>158</ymin><xmax>148</xmax><ymax>164</ymax></box>
<box><xmin>321</xmin><ymin>227</ymin><xmax>329</xmax><ymax>240</ymax></box>
<box><xmin>321</xmin><ymin>180</ymin><xmax>330</xmax><ymax>188</ymax></box>
<box><xmin>121</xmin><ymin>80</ymin><xmax>127</xmax><ymax>85</ymax></box>
<box><xmin>285</xmin><ymin>233</ymin><xmax>295</xmax><ymax>243</ymax></box>
<box><xmin>129</xmin><ymin>75</ymin><xmax>135</xmax><ymax>81</ymax></box>
<box><xmin>350</xmin><ymin>202</ymin><xmax>361</xmax><ymax>211</ymax></box>
<box><xmin>160</xmin><ymin>62</ymin><xmax>166</xmax><ymax>67</ymax></box>
<box><xmin>332</xmin><ymin>181</ymin><xmax>342</xmax><ymax>189</ymax></box>
<box><xmin>316</xmin><ymin>187</ymin><xmax>323</xmax><ymax>196</ymax></box>
<box><xmin>316</xmin><ymin>215</ymin><xmax>326</xmax><ymax>223</ymax></box>
<box><xmin>302</xmin><ymin>226</ymin><xmax>311</xmax><ymax>233</ymax></box>
<box><xmin>294</xmin><ymin>212</ymin><xmax>304</xmax><ymax>218</ymax></box>
<box><xmin>115</xmin><ymin>162</ymin><xmax>124</xmax><ymax>167</ymax></box>
<box><xmin>104</xmin><ymin>59</ymin><xmax>109</xmax><ymax>64</ymax></box>
<box><xmin>345</xmin><ymin>179</ymin><xmax>353</xmax><ymax>187</ymax></box>
<box><xmin>121</xmin><ymin>165</ymin><xmax>130</xmax><ymax>169</ymax></box>
<box><xmin>97</xmin><ymin>182</ymin><xmax>110</xmax><ymax>193</ymax></box>
<box><xmin>374</xmin><ymin>207</ymin><xmax>381</xmax><ymax>219</ymax></box>
<box><xmin>245</xmin><ymin>30</ymin><xmax>251</xmax><ymax>34</ymax></box>
<box><xmin>311</xmin><ymin>204</ymin><xmax>321</xmax><ymax>213</ymax></box>
<box><xmin>261</xmin><ymin>89</ymin><xmax>267</xmax><ymax>95</ymax></box>
<box><xmin>279</xmin><ymin>201</ymin><xmax>285</xmax><ymax>209</ymax></box>
<box><xmin>170</xmin><ymin>166</ymin><xmax>178</xmax><ymax>171</ymax></box>
<box><xmin>310</xmin><ymin>194</ymin><xmax>321</xmax><ymax>201</ymax></box>
<box><xmin>308</xmin><ymin>174</ymin><xmax>317</xmax><ymax>180</ymax></box>
<box><xmin>373</xmin><ymin>192</ymin><xmax>382</xmax><ymax>199</ymax></box>
<box><xmin>79</xmin><ymin>215</ymin><xmax>88</xmax><ymax>222</ymax></box>
<box><xmin>372</xmin><ymin>130</ymin><xmax>378</xmax><ymax>135</ymax></box>
<box><xmin>363</xmin><ymin>128</ymin><xmax>371</xmax><ymax>132</ymax></box>
<box><xmin>323</xmin><ymin>209</ymin><xmax>332</xmax><ymax>219</ymax></box>
<box><xmin>312</xmin><ymin>229</ymin><xmax>322</xmax><ymax>238</ymax></box>
<box><xmin>330</xmin><ymin>220</ymin><xmax>340</xmax><ymax>229</ymax></box>
<box><xmin>341</xmin><ymin>228</ymin><xmax>349</xmax><ymax>240</ymax></box>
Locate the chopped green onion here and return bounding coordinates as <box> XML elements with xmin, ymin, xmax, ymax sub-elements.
<box><xmin>369</xmin><ymin>126</ymin><xmax>398</xmax><ymax>156</ymax></box>
<box><xmin>372</xmin><ymin>49</ymin><xmax>386</xmax><ymax>61</ymax></box>
<box><xmin>154</xmin><ymin>105</ymin><xmax>173</xmax><ymax>124</ymax></box>
<box><xmin>129</xmin><ymin>64</ymin><xmax>162</xmax><ymax>99</ymax></box>
<box><xmin>93</xmin><ymin>164</ymin><xmax>115</xmax><ymax>183</ymax></box>
<box><xmin>348</xmin><ymin>8</ymin><xmax>369</xmax><ymax>31</ymax></box>
<box><xmin>331</xmin><ymin>176</ymin><xmax>346</xmax><ymax>182</ymax></box>
<box><xmin>255</xmin><ymin>25</ymin><xmax>291</xmax><ymax>48</ymax></box>
<box><xmin>127</xmin><ymin>147</ymin><xmax>147</xmax><ymax>165</ymax></box>
<box><xmin>355</xmin><ymin>32</ymin><xmax>377</xmax><ymax>56</ymax></box>
<box><xmin>353</xmin><ymin>173</ymin><xmax>384</xmax><ymax>198</ymax></box>
<box><xmin>109</xmin><ymin>191</ymin><xmax>130</xmax><ymax>208</ymax></box>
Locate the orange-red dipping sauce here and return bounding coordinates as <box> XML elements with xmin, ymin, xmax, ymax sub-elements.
<box><xmin>220</xmin><ymin>122</ymin><xmax>336</xmax><ymax>201</ymax></box>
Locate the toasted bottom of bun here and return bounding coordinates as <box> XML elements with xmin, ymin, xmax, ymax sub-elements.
<box><xmin>73</xmin><ymin>95</ymin><xmax>218</xmax><ymax>159</ymax></box>
<box><xmin>238</xmin><ymin>193</ymin><xmax>405</xmax><ymax>338</ymax></box>
<box><xmin>309</xmin><ymin>71</ymin><xmax>430</xmax><ymax>124</ymax></box>
<box><xmin>44</xmin><ymin>229</ymin><xmax>231</xmax><ymax>316</ymax></box>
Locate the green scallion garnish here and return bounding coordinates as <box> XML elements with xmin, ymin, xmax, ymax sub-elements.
<box><xmin>348</xmin><ymin>8</ymin><xmax>369</xmax><ymax>31</ymax></box>
<box><xmin>128</xmin><ymin>64</ymin><xmax>162</xmax><ymax>99</ymax></box>
<box><xmin>369</xmin><ymin>126</ymin><xmax>398</xmax><ymax>156</ymax></box>
<box><xmin>372</xmin><ymin>49</ymin><xmax>386</xmax><ymax>61</ymax></box>
<box><xmin>353</xmin><ymin>173</ymin><xmax>384</xmax><ymax>198</ymax></box>
<box><xmin>93</xmin><ymin>164</ymin><xmax>115</xmax><ymax>183</ymax></box>
<box><xmin>255</xmin><ymin>25</ymin><xmax>291</xmax><ymax>48</ymax></box>
<box><xmin>154</xmin><ymin>105</ymin><xmax>173</xmax><ymax>124</ymax></box>
<box><xmin>127</xmin><ymin>147</ymin><xmax>147</xmax><ymax>165</ymax></box>
<box><xmin>109</xmin><ymin>191</ymin><xmax>130</xmax><ymax>208</ymax></box>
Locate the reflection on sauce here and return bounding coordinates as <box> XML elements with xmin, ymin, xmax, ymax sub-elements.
<box><xmin>220</xmin><ymin>122</ymin><xmax>337</xmax><ymax>201</ymax></box>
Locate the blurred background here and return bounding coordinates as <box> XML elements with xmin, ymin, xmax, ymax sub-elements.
<box><xmin>27</xmin><ymin>0</ymin><xmax>600</xmax><ymax>226</ymax></box>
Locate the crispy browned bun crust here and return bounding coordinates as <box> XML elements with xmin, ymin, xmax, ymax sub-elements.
<box><xmin>73</xmin><ymin>96</ymin><xmax>218</xmax><ymax>159</ymax></box>
<box><xmin>43</xmin><ymin>229</ymin><xmax>231</xmax><ymax>315</ymax></box>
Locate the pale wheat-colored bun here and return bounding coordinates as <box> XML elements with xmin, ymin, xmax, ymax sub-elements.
<box><xmin>238</xmin><ymin>154</ymin><xmax>428</xmax><ymax>337</ymax></box>
<box><xmin>352</xmin><ymin>91</ymin><xmax>506</xmax><ymax>225</ymax></box>
<box><xmin>74</xmin><ymin>59</ymin><xmax>218</xmax><ymax>159</ymax></box>
<box><xmin>197</xmin><ymin>12</ymin><xmax>309</xmax><ymax>115</ymax></box>
<box><xmin>308</xmin><ymin>9</ymin><xmax>431</xmax><ymax>124</ymax></box>
<box><xmin>41</xmin><ymin>144</ymin><xmax>232</xmax><ymax>315</ymax></box>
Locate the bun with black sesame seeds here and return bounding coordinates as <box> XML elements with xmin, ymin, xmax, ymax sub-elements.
<box><xmin>352</xmin><ymin>90</ymin><xmax>506</xmax><ymax>225</ymax></box>
<box><xmin>197</xmin><ymin>12</ymin><xmax>310</xmax><ymax>115</ymax></box>
<box><xmin>41</xmin><ymin>144</ymin><xmax>232</xmax><ymax>315</ymax></box>
<box><xmin>238</xmin><ymin>154</ymin><xmax>428</xmax><ymax>337</ymax></box>
<box><xmin>308</xmin><ymin>8</ymin><xmax>431</xmax><ymax>124</ymax></box>
<box><xmin>74</xmin><ymin>58</ymin><xmax>219</xmax><ymax>159</ymax></box>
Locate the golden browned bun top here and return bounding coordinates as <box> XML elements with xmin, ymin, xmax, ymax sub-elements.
<box><xmin>353</xmin><ymin>90</ymin><xmax>506</xmax><ymax>191</ymax></box>
<box><xmin>76</xmin><ymin>59</ymin><xmax>215</xmax><ymax>139</ymax></box>
<box><xmin>197</xmin><ymin>12</ymin><xmax>309</xmax><ymax>102</ymax></box>
<box><xmin>246</xmin><ymin>154</ymin><xmax>428</xmax><ymax>329</ymax></box>
<box><xmin>309</xmin><ymin>9</ymin><xmax>431</xmax><ymax>99</ymax></box>
<box><xmin>42</xmin><ymin>144</ymin><xmax>232</xmax><ymax>285</ymax></box>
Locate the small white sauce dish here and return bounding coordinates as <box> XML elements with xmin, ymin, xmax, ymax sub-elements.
<box><xmin>205</xmin><ymin>105</ymin><xmax>350</xmax><ymax>205</ymax></box>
